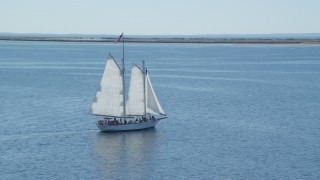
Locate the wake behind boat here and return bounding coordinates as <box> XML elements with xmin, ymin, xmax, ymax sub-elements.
<box><xmin>91</xmin><ymin>34</ymin><xmax>167</xmax><ymax>131</ymax></box>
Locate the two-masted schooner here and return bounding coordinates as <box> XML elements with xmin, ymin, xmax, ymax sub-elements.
<box><xmin>91</xmin><ymin>34</ymin><xmax>167</xmax><ymax>131</ymax></box>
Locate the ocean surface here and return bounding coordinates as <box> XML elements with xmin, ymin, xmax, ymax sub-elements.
<box><xmin>1</xmin><ymin>40</ymin><xmax>320</xmax><ymax>180</ymax></box>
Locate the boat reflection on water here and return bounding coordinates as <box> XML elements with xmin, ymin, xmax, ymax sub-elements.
<box><xmin>94</xmin><ymin>128</ymin><xmax>159</xmax><ymax>179</ymax></box>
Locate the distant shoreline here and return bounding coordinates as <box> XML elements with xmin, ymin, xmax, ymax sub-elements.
<box><xmin>1</xmin><ymin>36</ymin><xmax>320</xmax><ymax>44</ymax></box>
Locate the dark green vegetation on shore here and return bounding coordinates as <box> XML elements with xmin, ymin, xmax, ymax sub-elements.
<box><xmin>1</xmin><ymin>36</ymin><xmax>320</xmax><ymax>44</ymax></box>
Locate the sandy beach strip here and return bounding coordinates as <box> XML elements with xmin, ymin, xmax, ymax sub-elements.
<box><xmin>1</xmin><ymin>36</ymin><xmax>320</xmax><ymax>44</ymax></box>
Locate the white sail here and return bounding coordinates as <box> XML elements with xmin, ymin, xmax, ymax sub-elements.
<box><xmin>126</xmin><ymin>65</ymin><xmax>145</xmax><ymax>115</ymax></box>
<box><xmin>91</xmin><ymin>55</ymin><xmax>124</xmax><ymax>116</ymax></box>
<box><xmin>146</xmin><ymin>73</ymin><xmax>165</xmax><ymax>115</ymax></box>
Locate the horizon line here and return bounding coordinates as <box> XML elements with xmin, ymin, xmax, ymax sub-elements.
<box><xmin>1</xmin><ymin>32</ymin><xmax>320</xmax><ymax>36</ymax></box>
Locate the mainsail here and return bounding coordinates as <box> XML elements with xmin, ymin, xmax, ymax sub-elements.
<box><xmin>126</xmin><ymin>65</ymin><xmax>165</xmax><ymax>116</ymax></box>
<box><xmin>126</xmin><ymin>65</ymin><xmax>145</xmax><ymax>115</ymax></box>
<box><xmin>91</xmin><ymin>55</ymin><xmax>124</xmax><ymax>117</ymax></box>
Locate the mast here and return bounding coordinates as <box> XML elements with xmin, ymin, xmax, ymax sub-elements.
<box><xmin>143</xmin><ymin>61</ymin><xmax>147</xmax><ymax>118</ymax></box>
<box><xmin>122</xmin><ymin>33</ymin><xmax>126</xmax><ymax>117</ymax></box>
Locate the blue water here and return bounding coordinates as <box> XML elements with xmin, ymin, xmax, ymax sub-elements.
<box><xmin>1</xmin><ymin>40</ymin><xmax>320</xmax><ymax>179</ymax></box>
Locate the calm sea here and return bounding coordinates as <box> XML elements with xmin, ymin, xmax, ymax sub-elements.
<box><xmin>0</xmin><ymin>40</ymin><xmax>320</xmax><ymax>179</ymax></box>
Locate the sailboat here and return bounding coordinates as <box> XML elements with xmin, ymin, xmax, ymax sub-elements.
<box><xmin>91</xmin><ymin>34</ymin><xmax>167</xmax><ymax>131</ymax></box>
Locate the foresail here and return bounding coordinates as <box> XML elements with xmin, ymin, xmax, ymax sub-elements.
<box><xmin>146</xmin><ymin>74</ymin><xmax>165</xmax><ymax>115</ymax></box>
<box><xmin>91</xmin><ymin>55</ymin><xmax>124</xmax><ymax>116</ymax></box>
<box><xmin>126</xmin><ymin>65</ymin><xmax>145</xmax><ymax>115</ymax></box>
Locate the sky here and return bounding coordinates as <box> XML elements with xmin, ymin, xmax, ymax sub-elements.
<box><xmin>1</xmin><ymin>0</ymin><xmax>320</xmax><ymax>35</ymax></box>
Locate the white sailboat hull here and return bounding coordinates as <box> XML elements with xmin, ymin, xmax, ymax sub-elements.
<box><xmin>97</xmin><ymin>119</ymin><xmax>161</xmax><ymax>132</ymax></box>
